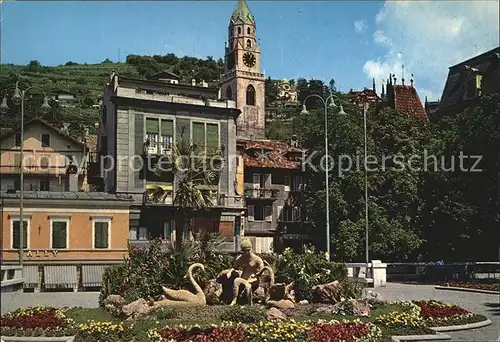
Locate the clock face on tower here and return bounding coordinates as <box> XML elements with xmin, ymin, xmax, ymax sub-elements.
<box><xmin>243</xmin><ymin>52</ymin><xmax>256</xmax><ymax>67</ymax></box>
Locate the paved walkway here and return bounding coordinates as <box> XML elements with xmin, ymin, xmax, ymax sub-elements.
<box><xmin>376</xmin><ymin>283</ymin><xmax>500</xmax><ymax>342</ymax></box>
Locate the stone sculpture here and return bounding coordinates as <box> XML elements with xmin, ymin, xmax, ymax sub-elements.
<box><xmin>161</xmin><ymin>263</ymin><xmax>207</xmax><ymax>305</ymax></box>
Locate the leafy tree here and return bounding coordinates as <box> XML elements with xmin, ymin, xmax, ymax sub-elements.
<box><xmin>265</xmin><ymin>77</ymin><xmax>279</xmax><ymax>105</ymax></box>
<box><xmin>102</xmin><ymin>58</ymin><xmax>113</xmax><ymax>64</ymax></box>
<box><xmin>417</xmin><ymin>93</ymin><xmax>500</xmax><ymax>261</ymax></box>
<box><xmin>299</xmin><ymin>101</ymin><xmax>431</xmax><ymax>261</ymax></box>
<box><xmin>65</xmin><ymin>61</ymin><xmax>78</xmax><ymax>66</ymax></box>
<box><xmin>27</xmin><ymin>60</ymin><xmax>41</xmax><ymax>71</ymax></box>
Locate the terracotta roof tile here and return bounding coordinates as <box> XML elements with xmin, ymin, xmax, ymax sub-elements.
<box><xmin>393</xmin><ymin>85</ymin><xmax>428</xmax><ymax>119</ymax></box>
<box><xmin>238</xmin><ymin>138</ymin><xmax>305</xmax><ymax>169</ymax></box>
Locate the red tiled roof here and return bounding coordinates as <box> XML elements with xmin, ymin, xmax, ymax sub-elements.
<box><xmin>393</xmin><ymin>85</ymin><xmax>428</xmax><ymax>119</ymax></box>
<box><xmin>238</xmin><ymin>138</ymin><xmax>305</xmax><ymax>169</ymax></box>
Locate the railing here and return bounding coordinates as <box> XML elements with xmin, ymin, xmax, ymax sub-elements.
<box><xmin>1</xmin><ymin>265</ymin><xmax>24</xmax><ymax>293</ymax></box>
<box><xmin>244</xmin><ymin>188</ymin><xmax>279</xmax><ymax>199</ymax></box>
<box><xmin>386</xmin><ymin>262</ymin><xmax>500</xmax><ymax>282</ymax></box>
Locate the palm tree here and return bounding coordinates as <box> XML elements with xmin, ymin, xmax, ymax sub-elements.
<box><xmin>153</xmin><ymin>135</ymin><xmax>219</xmax><ymax>245</ymax></box>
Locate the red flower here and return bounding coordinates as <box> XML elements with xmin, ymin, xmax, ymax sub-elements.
<box><xmin>414</xmin><ymin>301</ymin><xmax>470</xmax><ymax>319</ymax></box>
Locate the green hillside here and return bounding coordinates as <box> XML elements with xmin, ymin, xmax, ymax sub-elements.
<box><xmin>0</xmin><ymin>54</ymin><xmax>225</xmax><ymax>136</ymax></box>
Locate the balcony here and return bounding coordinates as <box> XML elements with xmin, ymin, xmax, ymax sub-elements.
<box><xmin>244</xmin><ymin>188</ymin><xmax>279</xmax><ymax>200</ymax></box>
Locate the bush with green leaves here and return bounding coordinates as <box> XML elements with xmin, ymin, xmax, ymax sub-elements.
<box><xmin>219</xmin><ymin>306</ymin><xmax>266</xmax><ymax>323</ymax></box>
<box><xmin>99</xmin><ymin>234</ymin><xmax>233</xmax><ymax>306</ymax></box>
<box><xmin>261</xmin><ymin>246</ymin><xmax>348</xmax><ymax>301</ymax></box>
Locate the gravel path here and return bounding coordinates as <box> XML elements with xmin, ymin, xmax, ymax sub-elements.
<box><xmin>375</xmin><ymin>283</ymin><xmax>500</xmax><ymax>342</ymax></box>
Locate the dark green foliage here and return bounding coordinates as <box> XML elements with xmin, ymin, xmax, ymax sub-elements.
<box><xmin>151</xmin><ymin>307</ymin><xmax>177</xmax><ymax>321</ymax></box>
<box><xmin>219</xmin><ymin>306</ymin><xmax>266</xmax><ymax>323</ymax></box>
<box><xmin>261</xmin><ymin>246</ymin><xmax>348</xmax><ymax>301</ymax></box>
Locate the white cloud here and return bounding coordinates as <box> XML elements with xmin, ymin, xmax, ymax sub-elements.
<box><xmin>364</xmin><ymin>1</ymin><xmax>500</xmax><ymax>99</ymax></box>
<box><xmin>354</xmin><ymin>20</ymin><xmax>367</xmax><ymax>34</ymax></box>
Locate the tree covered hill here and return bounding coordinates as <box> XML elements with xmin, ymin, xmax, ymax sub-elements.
<box><xmin>0</xmin><ymin>54</ymin><xmax>225</xmax><ymax>135</ymax></box>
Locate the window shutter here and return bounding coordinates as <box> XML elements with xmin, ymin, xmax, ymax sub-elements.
<box><xmin>265</xmin><ymin>206</ymin><xmax>273</xmax><ymax>222</ymax></box>
<box><xmin>192</xmin><ymin>122</ymin><xmax>205</xmax><ymax>150</ymax></box>
<box><xmin>95</xmin><ymin>222</ymin><xmax>109</xmax><ymax>248</ymax></box>
<box><xmin>146</xmin><ymin>118</ymin><xmax>159</xmax><ymax>133</ymax></box>
<box><xmin>15</xmin><ymin>133</ymin><xmax>21</xmax><ymax>147</ymax></box>
<box><xmin>161</xmin><ymin>120</ymin><xmax>174</xmax><ymax>136</ymax></box>
<box><xmin>247</xmin><ymin>205</ymin><xmax>255</xmax><ymax>222</ymax></box>
<box><xmin>59</xmin><ymin>223</ymin><xmax>67</xmax><ymax>248</ymax></box>
<box><xmin>253</xmin><ymin>173</ymin><xmax>260</xmax><ymax>188</ymax></box>
<box><xmin>206</xmin><ymin>124</ymin><xmax>219</xmax><ymax>153</ymax></box>
<box><xmin>12</xmin><ymin>221</ymin><xmax>27</xmax><ymax>249</ymax></box>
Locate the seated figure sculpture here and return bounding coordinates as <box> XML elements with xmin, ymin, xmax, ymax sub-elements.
<box><xmin>233</xmin><ymin>239</ymin><xmax>265</xmax><ymax>291</ymax></box>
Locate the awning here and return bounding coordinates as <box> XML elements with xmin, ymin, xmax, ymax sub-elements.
<box><xmin>82</xmin><ymin>264</ymin><xmax>108</xmax><ymax>287</ymax></box>
<box><xmin>146</xmin><ymin>182</ymin><xmax>173</xmax><ymax>190</ymax></box>
<box><xmin>44</xmin><ymin>265</ymin><xmax>78</xmax><ymax>289</ymax></box>
<box><xmin>23</xmin><ymin>265</ymin><xmax>39</xmax><ymax>288</ymax></box>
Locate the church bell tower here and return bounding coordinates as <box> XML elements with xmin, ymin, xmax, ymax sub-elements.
<box><xmin>220</xmin><ymin>0</ymin><xmax>266</xmax><ymax>139</ymax></box>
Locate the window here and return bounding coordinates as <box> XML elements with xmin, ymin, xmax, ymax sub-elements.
<box><xmin>40</xmin><ymin>179</ymin><xmax>50</xmax><ymax>191</ymax></box>
<box><xmin>14</xmin><ymin>179</ymin><xmax>20</xmax><ymax>190</ymax></box>
<box><xmin>465</xmin><ymin>79</ymin><xmax>477</xmax><ymax>99</ymax></box>
<box><xmin>40</xmin><ymin>155</ymin><xmax>50</xmax><ymax>168</ymax></box>
<box><xmin>247</xmin><ymin>27</ymin><xmax>251</xmax><ymax>34</ymax></box>
<box><xmin>246</xmin><ymin>85</ymin><xmax>256</xmax><ymax>105</ymax></box>
<box><xmin>15</xmin><ymin>133</ymin><xmax>21</xmax><ymax>147</ymax></box>
<box><xmin>41</xmin><ymin>134</ymin><xmax>50</xmax><ymax>147</ymax></box>
<box><xmin>11</xmin><ymin>219</ymin><xmax>28</xmax><ymax>249</ymax></box>
<box><xmin>50</xmin><ymin>218</ymin><xmax>69</xmax><ymax>249</ymax></box>
<box><xmin>237</xmin><ymin>27</ymin><xmax>241</xmax><ymax>34</ymax></box>
<box><xmin>253</xmin><ymin>173</ymin><xmax>270</xmax><ymax>188</ymax></box>
<box><xmin>246</xmin><ymin>39</ymin><xmax>252</xmax><ymax>48</ymax></box>
<box><xmin>252</xmin><ymin>204</ymin><xmax>272</xmax><ymax>222</ymax></box>
<box><xmin>102</xmin><ymin>105</ymin><xmax>107</xmax><ymax>124</ymax></box>
<box><xmin>93</xmin><ymin>219</ymin><xmax>110</xmax><ymax>249</ymax></box>
<box><xmin>160</xmin><ymin>119</ymin><xmax>174</xmax><ymax>154</ymax></box>
<box><xmin>192</xmin><ymin>122</ymin><xmax>219</xmax><ymax>154</ymax></box>
<box><xmin>292</xmin><ymin>175</ymin><xmax>303</xmax><ymax>191</ymax></box>
<box><xmin>226</xmin><ymin>86</ymin><xmax>232</xmax><ymax>100</ymax></box>
<box><xmin>146</xmin><ymin>118</ymin><xmax>159</xmax><ymax>154</ymax></box>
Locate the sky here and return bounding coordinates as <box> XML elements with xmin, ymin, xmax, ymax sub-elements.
<box><xmin>1</xmin><ymin>0</ymin><xmax>499</xmax><ymax>102</ymax></box>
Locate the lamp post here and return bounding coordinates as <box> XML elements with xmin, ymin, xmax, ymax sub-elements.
<box><xmin>301</xmin><ymin>92</ymin><xmax>346</xmax><ymax>261</ymax></box>
<box><xmin>0</xmin><ymin>81</ymin><xmax>51</xmax><ymax>266</ymax></box>
<box><xmin>361</xmin><ymin>99</ymin><xmax>370</xmax><ymax>278</ymax></box>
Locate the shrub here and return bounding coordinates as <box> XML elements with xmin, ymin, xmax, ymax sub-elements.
<box><xmin>219</xmin><ymin>306</ymin><xmax>266</xmax><ymax>323</ymax></box>
<box><xmin>261</xmin><ymin>246</ymin><xmax>348</xmax><ymax>301</ymax></box>
<box><xmin>151</xmin><ymin>307</ymin><xmax>177</xmax><ymax>320</ymax></box>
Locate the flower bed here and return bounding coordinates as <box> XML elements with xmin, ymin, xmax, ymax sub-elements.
<box><xmin>155</xmin><ymin>320</ymin><xmax>382</xmax><ymax>342</ymax></box>
<box><xmin>441</xmin><ymin>281</ymin><xmax>500</xmax><ymax>292</ymax></box>
<box><xmin>0</xmin><ymin>306</ymin><xmax>76</xmax><ymax>337</ymax></box>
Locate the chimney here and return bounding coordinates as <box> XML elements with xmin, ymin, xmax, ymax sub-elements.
<box><xmin>66</xmin><ymin>163</ymin><xmax>79</xmax><ymax>191</ymax></box>
<box><xmin>401</xmin><ymin>65</ymin><xmax>405</xmax><ymax>85</ymax></box>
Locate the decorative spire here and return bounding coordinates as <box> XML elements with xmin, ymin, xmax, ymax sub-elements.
<box><xmin>410</xmin><ymin>74</ymin><xmax>414</xmax><ymax>87</ymax></box>
<box><xmin>372</xmin><ymin>78</ymin><xmax>376</xmax><ymax>93</ymax></box>
<box><xmin>401</xmin><ymin>64</ymin><xmax>405</xmax><ymax>85</ymax></box>
<box><xmin>381</xmin><ymin>83</ymin><xmax>385</xmax><ymax>98</ymax></box>
<box><xmin>231</xmin><ymin>0</ymin><xmax>254</xmax><ymax>24</ymax></box>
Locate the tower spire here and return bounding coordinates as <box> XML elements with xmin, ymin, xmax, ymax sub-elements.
<box><xmin>231</xmin><ymin>0</ymin><xmax>254</xmax><ymax>24</ymax></box>
<box><xmin>401</xmin><ymin>64</ymin><xmax>405</xmax><ymax>85</ymax></box>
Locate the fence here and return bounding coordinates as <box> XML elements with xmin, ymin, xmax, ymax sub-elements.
<box><xmin>386</xmin><ymin>262</ymin><xmax>500</xmax><ymax>282</ymax></box>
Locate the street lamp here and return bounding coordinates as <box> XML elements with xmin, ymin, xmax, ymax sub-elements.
<box><xmin>0</xmin><ymin>81</ymin><xmax>51</xmax><ymax>266</ymax></box>
<box><xmin>301</xmin><ymin>91</ymin><xmax>346</xmax><ymax>261</ymax></box>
